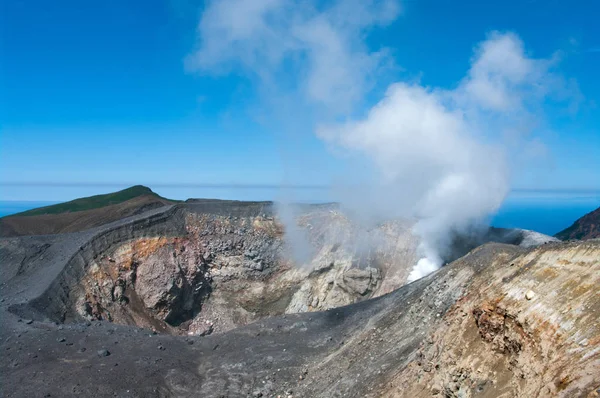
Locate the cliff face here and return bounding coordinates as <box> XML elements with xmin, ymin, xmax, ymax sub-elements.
<box><xmin>555</xmin><ymin>206</ymin><xmax>600</xmax><ymax>241</ymax></box>
<box><xmin>25</xmin><ymin>204</ymin><xmax>419</xmax><ymax>336</ymax></box>
<box><xmin>380</xmin><ymin>240</ymin><xmax>600</xmax><ymax>397</ymax></box>
<box><xmin>4</xmin><ymin>201</ymin><xmax>558</xmax><ymax>338</ymax></box>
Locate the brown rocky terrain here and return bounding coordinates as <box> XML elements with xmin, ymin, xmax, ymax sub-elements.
<box><xmin>555</xmin><ymin>206</ymin><xmax>600</xmax><ymax>241</ymax></box>
<box><xmin>1</xmin><ymin>200</ymin><xmax>597</xmax><ymax>397</ymax></box>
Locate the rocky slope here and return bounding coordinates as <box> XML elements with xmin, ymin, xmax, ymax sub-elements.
<box><xmin>555</xmin><ymin>206</ymin><xmax>600</xmax><ymax>241</ymax></box>
<box><xmin>2</xmin><ymin>200</ymin><xmax>593</xmax><ymax>397</ymax></box>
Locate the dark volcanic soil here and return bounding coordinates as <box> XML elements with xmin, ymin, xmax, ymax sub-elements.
<box><xmin>1</xmin><ymin>201</ymin><xmax>598</xmax><ymax>397</ymax></box>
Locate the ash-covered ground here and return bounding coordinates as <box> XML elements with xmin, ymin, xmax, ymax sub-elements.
<box><xmin>1</xmin><ymin>200</ymin><xmax>597</xmax><ymax>397</ymax></box>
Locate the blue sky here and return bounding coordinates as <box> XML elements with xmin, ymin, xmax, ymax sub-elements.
<box><xmin>1</xmin><ymin>0</ymin><xmax>599</xmax><ymax>201</ymax></box>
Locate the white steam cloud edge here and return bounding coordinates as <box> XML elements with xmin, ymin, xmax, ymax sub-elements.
<box><xmin>186</xmin><ymin>0</ymin><xmax>399</xmax><ymax>114</ymax></box>
<box><xmin>188</xmin><ymin>0</ymin><xmax>576</xmax><ymax>281</ymax></box>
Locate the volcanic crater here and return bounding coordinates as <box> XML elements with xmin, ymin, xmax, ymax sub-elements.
<box><xmin>1</xmin><ymin>199</ymin><xmax>598</xmax><ymax>397</ymax></box>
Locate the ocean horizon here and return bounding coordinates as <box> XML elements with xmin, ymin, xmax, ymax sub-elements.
<box><xmin>1</xmin><ymin>186</ymin><xmax>598</xmax><ymax>237</ymax></box>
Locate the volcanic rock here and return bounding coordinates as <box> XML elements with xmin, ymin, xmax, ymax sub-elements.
<box><xmin>97</xmin><ymin>349</ymin><xmax>110</xmax><ymax>357</ymax></box>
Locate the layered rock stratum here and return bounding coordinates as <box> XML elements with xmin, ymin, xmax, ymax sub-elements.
<box><xmin>1</xmin><ymin>200</ymin><xmax>597</xmax><ymax>397</ymax></box>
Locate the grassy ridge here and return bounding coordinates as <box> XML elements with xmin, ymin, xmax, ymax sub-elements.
<box><xmin>13</xmin><ymin>185</ymin><xmax>172</xmax><ymax>216</ymax></box>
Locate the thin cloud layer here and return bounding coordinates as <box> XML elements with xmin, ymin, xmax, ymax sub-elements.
<box><xmin>187</xmin><ymin>0</ymin><xmax>400</xmax><ymax>114</ymax></box>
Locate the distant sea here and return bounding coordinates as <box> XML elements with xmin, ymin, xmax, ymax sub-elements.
<box><xmin>490</xmin><ymin>191</ymin><xmax>599</xmax><ymax>235</ymax></box>
<box><xmin>0</xmin><ymin>201</ymin><xmax>59</xmax><ymax>218</ymax></box>
<box><xmin>0</xmin><ymin>187</ymin><xmax>598</xmax><ymax>237</ymax></box>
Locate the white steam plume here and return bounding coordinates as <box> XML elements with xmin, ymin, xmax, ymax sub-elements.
<box><xmin>188</xmin><ymin>2</ymin><xmax>577</xmax><ymax>279</ymax></box>
<box><xmin>317</xmin><ymin>32</ymin><xmax>572</xmax><ymax>280</ymax></box>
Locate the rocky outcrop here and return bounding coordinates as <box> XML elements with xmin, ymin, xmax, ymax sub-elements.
<box><xmin>24</xmin><ymin>205</ymin><xmax>187</xmax><ymax>325</ymax></box>
<box><xmin>381</xmin><ymin>240</ymin><xmax>600</xmax><ymax>397</ymax></box>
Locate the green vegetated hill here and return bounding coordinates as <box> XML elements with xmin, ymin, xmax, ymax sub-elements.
<box><xmin>0</xmin><ymin>185</ymin><xmax>176</xmax><ymax>237</ymax></box>
<box><xmin>14</xmin><ymin>185</ymin><xmax>169</xmax><ymax>216</ymax></box>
